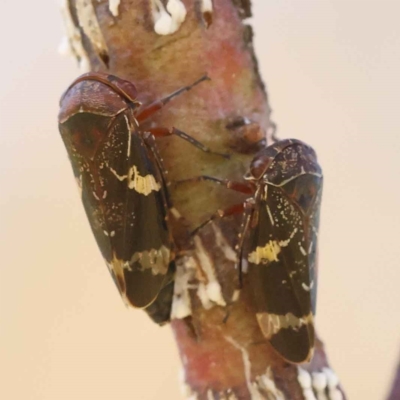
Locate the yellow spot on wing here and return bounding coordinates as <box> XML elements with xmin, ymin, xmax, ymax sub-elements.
<box><xmin>130</xmin><ymin>245</ymin><xmax>170</xmax><ymax>275</ymax></box>
<box><xmin>257</xmin><ymin>312</ymin><xmax>314</xmax><ymax>338</ymax></box>
<box><xmin>248</xmin><ymin>229</ymin><xmax>298</xmax><ymax>265</ymax></box>
<box><xmin>128</xmin><ymin>165</ymin><xmax>160</xmax><ymax>195</ymax></box>
<box><xmin>108</xmin><ymin>164</ymin><xmax>161</xmax><ymax>195</ymax></box>
<box><xmin>248</xmin><ymin>240</ymin><xmax>281</xmax><ymax>264</ymax></box>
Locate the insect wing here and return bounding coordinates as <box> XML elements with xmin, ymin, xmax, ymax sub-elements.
<box><xmin>59</xmin><ymin>110</ymin><xmax>171</xmax><ymax>308</ymax></box>
<box><xmin>144</xmin><ymin>262</ymin><xmax>175</xmax><ymax>324</ymax></box>
<box><xmin>247</xmin><ymin>142</ymin><xmax>322</xmax><ymax>363</ymax></box>
<box><xmin>286</xmin><ymin>173</ymin><xmax>323</xmax><ymax>314</ymax></box>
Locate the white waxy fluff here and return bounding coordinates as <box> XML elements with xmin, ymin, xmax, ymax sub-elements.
<box><xmin>75</xmin><ymin>0</ymin><xmax>108</xmax><ymax>60</ymax></box>
<box><xmin>226</xmin><ymin>336</ymin><xmax>285</xmax><ymax>400</ymax></box>
<box><xmin>298</xmin><ymin>367</ymin><xmax>343</xmax><ymax>400</ymax></box>
<box><xmin>59</xmin><ymin>0</ymin><xmax>90</xmax><ymax>71</ymax></box>
<box><xmin>194</xmin><ymin>236</ymin><xmax>226</xmax><ymax>307</ymax></box>
<box><xmin>109</xmin><ymin>0</ymin><xmax>121</xmax><ymax>17</ymax></box>
<box><xmin>201</xmin><ymin>0</ymin><xmax>213</xmax><ymax>13</ymax></box>
<box><xmin>171</xmin><ymin>256</ymin><xmax>197</xmax><ymax>319</ymax></box>
<box><xmin>151</xmin><ymin>0</ymin><xmax>187</xmax><ymax>35</ymax></box>
<box><xmin>298</xmin><ymin>368</ymin><xmax>317</xmax><ymax>400</ymax></box>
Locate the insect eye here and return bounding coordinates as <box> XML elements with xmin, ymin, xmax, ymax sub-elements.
<box><xmin>285</xmin><ymin>175</ymin><xmax>319</xmax><ymax>215</ymax></box>
<box><xmin>82</xmin><ymin>132</ymin><xmax>95</xmax><ymax>146</ymax></box>
<box><xmin>250</xmin><ymin>157</ymin><xmax>268</xmax><ymax>179</ymax></box>
<box><xmin>71</xmin><ymin>129</ymin><xmax>98</xmax><ymax>154</ymax></box>
<box><xmin>296</xmin><ymin>192</ymin><xmax>314</xmax><ymax>213</ymax></box>
<box><xmin>108</xmin><ymin>75</ymin><xmax>138</xmax><ymax>102</ymax></box>
<box><xmin>67</xmin><ymin>114</ymin><xmax>109</xmax><ymax>159</ymax></box>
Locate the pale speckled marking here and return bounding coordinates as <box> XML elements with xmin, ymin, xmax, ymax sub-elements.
<box><xmin>171</xmin><ymin>256</ymin><xmax>197</xmax><ymax>319</ymax></box>
<box><xmin>75</xmin><ymin>175</ymin><xmax>83</xmax><ymax>197</ymax></box>
<box><xmin>256</xmin><ymin>369</ymin><xmax>285</xmax><ymax>400</ymax></box>
<box><xmin>241</xmin><ymin>257</ymin><xmax>249</xmax><ymax>274</ymax></box>
<box><xmin>279</xmin><ymin>228</ymin><xmax>298</xmax><ymax>246</ymax></box>
<box><xmin>257</xmin><ymin>312</ymin><xmax>313</xmax><ymax>339</ymax></box>
<box><xmin>108</xmin><ymin>166</ymin><xmax>128</xmax><ymax>181</ymax></box>
<box><xmin>266</xmin><ymin>205</ymin><xmax>275</xmax><ymax>226</ymax></box>
<box><xmin>302</xmin><ymin>281</ymin><xmax>314</xmax><ymax>292</ymax></box>
<box><xmin>217</xmin><ymin>389</ymin><xmax>239</xmax><ymax>400</ymax></box>
<box><xmin>75</xmin><ymin>0</ymin><xmax>108</xmax><ymax>60</ymax></box>
<box><xmin>225</xmin><ymin>337</ymin><xmax>285</xmax><ymax>400</ymax></box>
<box><xmin>59</xmin><ymin>0</ymin><xmax>90</xmax><ymax>71</ymax></box>
<box><xmin>212</xmin><ymin>224</ymin><xmax>237</xmax><ymax>263</ymax></box>
<box><xmin>129</xmin><ymin>245</ymin><xmax>170</xmax><ymax>275</ymax></box>
<box><xmin>108</xmin><ymin>165</ymin><xmax>161</xmax><ymax>195</ymax></box>
<box><xmin>225</xmin><ymin>336</ymin><xmax>257</xmax><ymax>398</ymax></box>
<box><xmin>231</xmin><ymin>289</ymin><xmax>240</xmax><ymax>302</ymax></box>
<box><xmin>194</xmin><ymin>236</ymin><xmax>226</xmax><ymax>306</ymax></box>
<box><xmin>197</xmin><ymin>283</ymin><xmax>213</xmax><ymax>310</ymax></box>
<box><xmin>248</xmin><ymin>228</ymin><xmax>298</xmax><ymax>265</ymax></box>
<box><xmin>125</xmin><ymin>115</ymin><xmax>132</xmax><ymax>158</ymax></box>
<box><xmin>150</xmin><ymin>0</ymin><xmax>187</xmax><ymax>35</ymax></box>
<box><xmin>109</xmin><ymin>0</ymin><xmax>121</xmax><ymax>17</ymax></box>
<box><xmin>299</xmin><ymin>244</ymin><xmax>307</xmax><ymax>256</ymax></box>
<box><xmin>170</xmin><ymin>207</ymin><xmax>182</xmax><ymax>219</ymax></box>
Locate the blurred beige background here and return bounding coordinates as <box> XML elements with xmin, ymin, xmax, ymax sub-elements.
<box><xmin>1</xmin><ymin>1</ymin><xmax>400</xmax><ymax>399</ymax></box>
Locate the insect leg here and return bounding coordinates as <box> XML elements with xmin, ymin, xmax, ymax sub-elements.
<box><xmin>191</xmin><ymin>202</ymin><xmax>246</xmax><ymax>236</ymax></box>
<box><xmin>176</xmin><ymin>175</ymin><xmax>255</xmax><ymax>195</ymax></box>
<box><xmin>178</xmin><ymin>175</ymin><xmax>256</xmax><ymax>268</ymax></box>
<box><xmin>136</xmin><ymin>75</ymin><xmax>209</xmax><ymax>122</ymax></box>
<box><xmin>237</xmin><ymin>199</ymin><xmax>255</xmax><ymax>285</ymax></box>
<box><xmin>192</xmin><ymin>198</ymin><xmax>255</xmax><ymax>286</ymax></box>
<box><xmin>145</xmin><ymin>127</ymin><xmax>230</xmax><ymax>159</ymax></box>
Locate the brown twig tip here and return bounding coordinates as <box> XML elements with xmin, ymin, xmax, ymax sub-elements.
<box><xmin>59</xmin><ymin>0</ymin><xmax>346</xmax><ymax>399</ymax></box>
